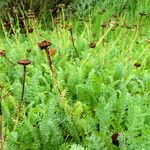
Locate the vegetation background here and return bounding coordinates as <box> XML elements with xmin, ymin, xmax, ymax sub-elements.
<box><xmin>0</xmin><ymin>0</ymin><xmax>150</xmax><ymax>150</ymax></box>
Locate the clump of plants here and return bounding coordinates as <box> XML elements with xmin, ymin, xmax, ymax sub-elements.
<box><xmin>0</xmin><ymin>1</ymin><xmax>150</xmax><ymax>150</ymax></box>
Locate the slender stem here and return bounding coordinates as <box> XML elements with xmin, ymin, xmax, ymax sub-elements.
<box><xmin>14</xmin><ymin>65</ymin><xmax>26</xmax><ymax>129</ymax></box>
<box><xmin>0</xmin><ymin>101</ymin><xmax>2</xmax><ymax>149</ymax></box>
<box><xmin>69</xmin><ymin>29</ymin><xmax>79</xmax><ymax>57</ymax></box>
<box><xmin>44</xmin><ymin>49</ymin><xmax>61</xmax><ymax>94</ymax></box>
<box><xmin>21</xmin><ymin>65</ymin><xmax>26</xmax><ymax>102</ymax></box>
<box><xmin>0</xmin><ymin>91</ymin><xmax>4</xmax><ymax>150</ymax></box>
<box><xmin>102</xmin><ymin>27</ymin><xmax>105</xmax><ymax>47</ymax></box>
<box><xmin>44</xmin><ymin>49</ymin><xmax>54</xmax><ymax>73</ymax></box>
<box><xmin>43</xmin><ymin>49</ymin><xmax>79</xmax><ymax>141</ymax></box>
<box><xmin>102</xmin><ymin>27</ymin><xmax>106</xmax><ymax>65</ymax></box>
<box><xmin>0</xmin><ymin>115</ymin><xmax>4</xmax><ymax>150</ymax></box>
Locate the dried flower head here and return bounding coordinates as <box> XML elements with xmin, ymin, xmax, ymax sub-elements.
<box><xmin>0</xmin><ymin>51</ymin><xmax>6</xmax><ymax>57</ymax></box>
<box><xmin>38</xmin><ymin>40</ymin><xmax>52</xmax><ymax>50</ymax></box>
<box><xmin>18</xmin><ymin>59</ymin><xmax>32</xmax><ymax>65</ymax></box>
<box><xmin>134</xmin><ymin>62</ymin><xmax>141</xmax><ymax>68</ymax></box>
<box><xmin>89</xmin><ymin>42</ymin><xmax>96</xmax><ymax>48</ymax></box>
<box><xmin>112</xmin><ymin>132</ymin><xmax>120</xmax><ymax>146</ymax></box>
<box><xmin>49</xmin><ymin>48</ymin><xmax>57</xmax><ymax>56</ymax></box>
<box><xmin>101</xmin><ymin>23</ymin><xmax>107</xmax><ymax>28</ymax></box>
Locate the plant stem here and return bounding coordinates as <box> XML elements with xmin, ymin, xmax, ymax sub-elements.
<box><xmin>69</xmin><ymin>29</ymin><xmax>79</xmax><ymax>57</ymax></box>
<box><xmin>0</xmin><ymin>115</ymin><xmax>4</xmax><ymax>150</ymax></box>
<box><xmin>102</xmin><ymin>27</ymin><xmax>105</xmax><ymax>47</ymax></box>
<box><xmin>14</xmin><ymin>65</ymin><xmax>26</xmax><ymax>129</ymax></box>
<box><xmin>44</xmin><ymin>48</ymin><xmax>61</xmax><ymax>93</ymax></box>
<box><xmin>44</xmin><ymin>46</ymin><xmax>80</xmax><ymax>143</ymax></box>
<box><xmin>21</xmin><ymin>65</ymin><xmax>26</xmax><ymax>102</ymax></box>
<box><xmin>44</xmin><ymin>49</ymin><xmax>53</xmax><ymax>70</ymax></box>
<box><xmin>0</xmin><ymin>91</ymin><xmax>4</xmax><ymax>150</ymax></box>
<box><xmin>44</xmin><ymin>48</ymin><xmax>69</xmax><ymax>112</ymax></box>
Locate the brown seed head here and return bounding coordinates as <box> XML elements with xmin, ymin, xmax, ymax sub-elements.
<box><xmin>134</xmin><ymin>62</ymin><xmax>141</xmax><ymax>68</ymax></box>
<box><xmin>112</xmin><ymin>132</ymin><xmax>120</xmax><ymax>146</ymax></box>
<box><xmin>38</xmin><ymin>40</ymin><xmax>52</xmax><ymax>50</ymax></box>
<box><xmin>101</xmin><ymin>23</ymin><xmax>107</xmax><ymax>28</ymax></box>
<box><xmin>18</xmin><ymin>59</ymin><xmax>32</xmax><ymax>65</ymax></box>
<box><xmin>89</xmin><ymin>42</ymin><xmax>96</xmax><ymax>48</ymax></box>
<box><xmin>49</xmin><ymin>48</ymin><xmax>57</xmax><ymax>56</ymax></box>
<box><xmin>0</xmin><ymin>51</ymin><xmax>6</xmax><ymax>57</ymax></box>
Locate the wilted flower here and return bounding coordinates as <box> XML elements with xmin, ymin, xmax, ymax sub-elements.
<box><xmin>18</xmin><ymin>59</ymin><xmax>32</xmax><ymax>65</ymax></box>
<box><xmin>89</xmin><ymin>42</ymin><xmax>96</xmax><ymax>48</ymax></box>
<box><xmin>112</xmin><ymin>132</ymin><xmax>120</xmax><ymax>146</ymax></box>
<box><xmin>101</xmin><ymin>23</ymin><xmax>107</xmax><ymax>28</ymax></box>
<box><xmin>38</xmin><ymin>40</ymin><xmax>52</xmax><ymax>50</ymax></box>
<box><xmin>134</xmin><ymin>62</ymin><xmax>141</xmax><ymax>68</ymax></box>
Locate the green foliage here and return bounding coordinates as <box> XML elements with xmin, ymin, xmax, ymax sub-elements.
<box><xmin>0</xmin><ymin>1</ymin><xmax>150</xmax><ymax>150</ymax></box>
